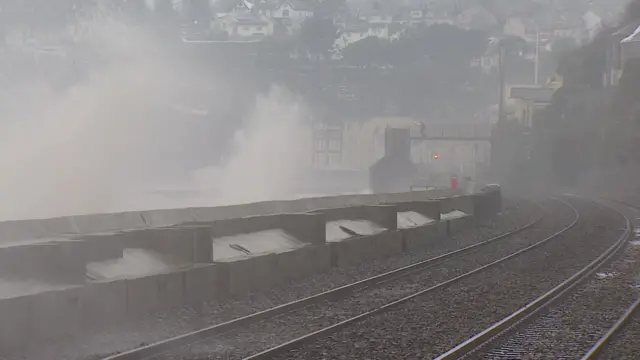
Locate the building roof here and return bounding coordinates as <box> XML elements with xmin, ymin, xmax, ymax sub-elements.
<box><xmin>622</xmin><ymin>24</ymin><xmax>640</xmax><ymax>44</ymax></box>
<box><xmin>510</xmin><ymin>87</ymin><xmax>555</xmax><ymax>102</ymax></box>
<box><xmin>278</xmin><ymin>0</ymin><xmax>315</xmax><ymax>12</ymax></box>
<box><xmin>613</xmin><ymin>19</ymin><xmax>640</xmax><ymax>38</ymax></box>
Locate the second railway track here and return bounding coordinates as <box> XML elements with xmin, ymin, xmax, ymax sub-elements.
<box><xmin>105</xmin><ymin>197</ymin><xmax>578</xmax><ymax>360</ymax></box>
<box><xmin>436</xmin><ymin>196</ymin><xmax>632</xmax><ymax>360</ymax></box>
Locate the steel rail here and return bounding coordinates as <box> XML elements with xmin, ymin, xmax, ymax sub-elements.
<box><xmin>579</xmin><ymin>297</ymin><xmax>640</xmax><ymax>360</ymax></box>
<box><xmin>434</xmin><ymin>196</ymin><xmax>631</xmax><ymax>360</ymax></box>
<box><xmin>240</xmin><ymin>198</ymin><xmax>578</xmax><ymax>360</ymax></box>
<box><xmin>579</xmin><ymin>200</ymin><xmax>640</xmax><ymax>360</ymax></box>
<box><xmin>103</xmin><ymin>200</ymin><xmax>545</xmax><ymax>360</ymax></box>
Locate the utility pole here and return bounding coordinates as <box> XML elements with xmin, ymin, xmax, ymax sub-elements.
<box><xmin>534</xmin><ymin>28</ymin><xmax>540</xmax><ymax>85</ymax></box>
<box><xmin>498</xmin><ymin>40</ymin><xmax>506</xmax><ymax>124</ymax></box>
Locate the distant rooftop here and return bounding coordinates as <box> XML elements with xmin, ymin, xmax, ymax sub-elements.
<box><xmin>614</xmin><ymin>19</ymin><xmax>640</xmax><ymax>38</ymax></box>
<box><xmin>510</xmin><ymin>87</ymin><xmax>556</xmax><ymax>103</ymax></box>
<box><xmin>622</xmin><ymin>23</ymin><xmax>640</xmax><ymax>44</ymax></box>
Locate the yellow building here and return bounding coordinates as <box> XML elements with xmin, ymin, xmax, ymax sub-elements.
<box><xmin>509</xmin><ymin>86</ymin><xmax>556</xmax><ymax>128</ymax></box>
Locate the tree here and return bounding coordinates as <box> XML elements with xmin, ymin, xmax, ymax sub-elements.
<box><xmin>296</xmin><ymin>16</ymin><xmax>340</xmax><ymax>60</ymax></box>
<box><xmin>341</xmin><ymin>36</ymin><xmax>391</xmax><ymax>67</ymax></box>
<box><xmin>186</xmin><ymin>0</ymin><xmax>211</xmax><ymax>25</ymax></box>
<box><xmin>389</xmin><ymin>24</ymin><xmax>488</xmax><ymax>73</ymax></box>
<box><xmin>313</xmin><ymin>0</ymin><xmax>348</xmax><ymax>18</ymax></box>
<box><xmin>622</xmin><ymin>0</ymin><xmax>640</xmax><ymax>25</ymax></box>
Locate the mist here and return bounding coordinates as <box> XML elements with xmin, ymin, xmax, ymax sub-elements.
<box><xmin>0</xmin><ymin>14</ymin><xmax>309</xmax><ymax>220</ymax></box>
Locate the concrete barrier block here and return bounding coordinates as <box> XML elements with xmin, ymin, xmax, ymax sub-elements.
<box><xmin>274</xmin><ymin>248</ymin><xmax>307</xmax><ymax>282</ymax></box>
<box><xmin>126</xmin><ymin>275</ymin><xmax>160</xmax><ymax>317</ymax></box>
<box><xmin>0</xmin><ymin>242</ymin><xmax>86</xmax><ymax>284</ymax></box>
<box><xmin>0</xmin><ymin>219</ymin><xmax>47</xmax><ymax>243</ymax></box>
<box><xmin>448</xmin><ymin>215</ymin><xmax>475</xmax><ymax>235</ymax></box>
<box><xmin>402</xmin><ymin>222</ymin><xmax>441</xmax><ymax>253</ymax></box>
<box><xmin>280</xmin><ymin>213</ymin><xmax>326</xmax><ymax>245</ymax></box>
<box><xmin>120</xmin><ymin>228</ymin><xmax>155</xmax><ymax>250</ymax></box>
<box><xmin>183</xmin><ymin>264</ymin><xmax>222</xmax><ymax>304</ymax></box>
<box><xmin>153</xmin><ymin>228</ymin><xmax>196</xmax><ymax>264</ymax></box>
<box><xmin>279</xmin><ymin>244</ymin><xmax>331</xmax><ymax>278</ymax></box>
<box><xmin>0</xmin><ymin>295</ymin><xmax>32</xmax><ymax>353</ymax></box>
<box><xmin>273</xmin><ymin>245</ymin><xmax>332</xmax><ymax>282</ymax></box>
<box><xmin>436</xmin><ymin>221</ymin><xmax>448</xmax><ymax>237</ymax></box>
<box><xmin>329</xmin><ymin>235</ymin><xmax>376</xmax><ymax>267</ymax></box>
<box><xmin>395</xmin><ymin>201</ymin><xmax>441</xmax><ymax>222</ymax></box>
<box><xmin>76</xmin><ymin>232</ymin><xmax>125</xmax><ymax>263</ymax></box>
<box><xmin>376</xmin><ymin>230</ymin><xmax>403</xmax><ymax>258</ymax></box>
<box><xmin>472</xmin><ymin>188</ymin><xmax>502</xmax><ymax>219</ymax></box>
<box><xmin>158</xmin><ymin>223</ymin><xmax>214</xmax><ymax>264</ymax></box>
<box><xmin>309</xmin><ymin>244</ymin><xmax>332</xmax><ymax>274</ymax></box>
<box><xmin>439</xmin><ymin>195</ymin><xmax>475</xmax><ymax>215</ymax></box>
<box><xmin>38</xmin><ymin>216</ymin><xmax>80</xmax><ymax>236</ymax></box>
<box><xmin>0</xmin><ymin>244</ymin><xmax>50</xmax><ymax>280</ymax></box>
<box><xmin>216</xmin><ymin>253</ymin><xmax>279</xmax><ymax>296</ymax></box>
<box><xmin>364</xmin><ymin>205</ymin><xmax>397</xmax><ymax>230</ymax></box>
<box><xmin>312</xmin><ymin>205</ymin><xmax>396</xmax><ymax>230</ymax></box>
<box><xmin>139</xmin><ymin>209</ymin><xmax>195</xmax><ymax>228</ymax></box>
<box><xmin>191</xmin><ymin>204</ymin><xmax>251</xmax><ymax>222</ymax></box>
<box><xmin>156</xmin><ymin>271</ymin><xmax>184</xmax><ymax>310</ymax></box>
<box><xmin>121</xmin><ymin>228</ymin><xmax>202</xmax><ymax>264</ymax></box>
<box><xmin>73</xmin><ymin>212</ymin><xmax>146</xmax><ymax>234</ymax></box>
<box><xmin>329</xmin><ymin>240</ymin><xmax>350</xmax><ymax>267</ymax></box>
<box><xmin>81</xmin><ymin>280</ymin><xmax>127</xmax><ymax>328</ymax></box>
<box><xmin>191</xmin><ymin>226</ymin><xmax>213</xmax><ymax>264</ymax></box>
<box><xmin>47</xmin><ymin>240</ymin><xmax>89</xmax><ymax>284</ymax></box>
<box><xmin>0</xmin><ymin>216</ymin><xmax>78</xmax><ymax>243</ymax></box>
<box><xmin>31</xmin><ymin>287</ymin><xmax>83</xmax><ymax>340</ymax></box>
<box><xmin>210</xmin><ymin>215</ymin><xmax>280</xmax><ymax>239</ymax></box>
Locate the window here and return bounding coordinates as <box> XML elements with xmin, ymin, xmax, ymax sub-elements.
<box><xmin>313</xmin><ymin>153</ymin><xmax>328</xmax><ymax>167</ymax></box>
<box><xmin>411</xmin><ymin>10</ymin><xmax>422</xmax><ymax>18</ymax></box>
<box><xmin>328</xmin><ymin>153</ymin><xmax>341</xmax><ymax>166</ymax></box>
<box><xmin>315</xmin><ymin>138</ymin><xmax>327</xmax><ymax>150</ymax></box>
<box><xmin>283</xmin><ymin>9</ymin><xmax>290</xmax><ymax>17</ymax></box>
<box><xmin>329</xmin><ymin>139</ymin><xmax>341</xmax><ymax>151</ymax></box>
<box><xmin>255</xmin><ymin>26</ymin><xmax>263</xmax><ymax>31</ymax></box>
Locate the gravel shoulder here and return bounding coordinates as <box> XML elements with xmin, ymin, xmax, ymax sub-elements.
<box><xmin>473</xmin><ymin>200</ymin><xmax>640</xmax><ymax>360</ymax></box>
<box><xmin>272</xmin><ymin>197</ymin><xmax>624</xmax><ymax>360</ymax></box>
<box><xmin>588</xmin><ymin>204</ymin><xmax>640</xmax><ymax>360</ymax></box>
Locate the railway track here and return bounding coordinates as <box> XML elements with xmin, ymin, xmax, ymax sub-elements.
<box><xmin>434</xmin><ymin>197</ymin><xmax>632</xmax><ymax>360</ymax></box>
<box><xmin>576</xmin><ymin>200</ymin><xmax>640</xmax><ymax>360</ymax></box>
<box><xmin>256</xmin><ymin>196</ymin><xmax>623</xmax><ymax>360</ymax></box>
<box><xmin>102</xmin><ymin>198</ymin><xmax>577</xmax><ymax>360</ymax></box>
<box><xmin>580</xmin><ymin>297</ymin><xmax>640</xmax><ymax>360</ymax></box>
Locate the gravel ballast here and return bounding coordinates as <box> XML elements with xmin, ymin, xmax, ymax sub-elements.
<box><xmin>264</xmin><ymin>197</ymin><xmax>625</xmax><ymax>360</ymax></box>
<box><xmin>473</xmin><ymin>201</ymin><xmax>640</xmax><ymax>360</ymax></box>
<box><xmin>7</xmin><ymin>198</ymin><xmax>539</xmax><ymax>360</ymax></box>
<box><xmin>151</xmin><ymin>199</ymin><xmax>574</xmax><ymax>359</ymax></box>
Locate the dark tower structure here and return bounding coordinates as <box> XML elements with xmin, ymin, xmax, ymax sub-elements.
<box><xmin>369</xmin><ymin>127</ymin><xmax>418</xmax><ymax>193</ymax></box>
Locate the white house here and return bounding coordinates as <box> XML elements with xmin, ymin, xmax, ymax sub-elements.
<box><xmin>270</xmin><ymin>0</ymin><xmax>314</xmax><ymax>27</ymax></box>
<box><xmin>334</xmin><ymin>22</ymin><xmax>404</xmax><ymax>50</ymax></box>
<box><xmin>356</xmin><ymin>8</ymin><xmax>393</xmax><ymax>24</ymax></box>
<box><xmin>582</xmin><ymin>11</ymin><xmax>603</xmax><ymax>41</ymax></box>
<box><xmin>216</xmin><ymin>12</ymin><xmax>274</xmax><ymax>38</ymax></box>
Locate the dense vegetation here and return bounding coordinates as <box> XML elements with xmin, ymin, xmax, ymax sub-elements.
<box><xmin>521</xmin><ymin>0</ymin><xmax>640</xmax><ymax>193</ymax></box>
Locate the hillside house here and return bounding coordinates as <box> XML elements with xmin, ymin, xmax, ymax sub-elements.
<box><xmin>335</xmin><ymin>22</ymin><xmax>402</xmax><ymax>50</ymax></box>
<box><xmin>509</xmin><ymin>86</ymin><xmax>555</xmax><ymax>128</ymax></box>
<box><xmin>456</xmin><ymin>6</ymin><xmax>498</xmax><ymax>30</ymax></box>
<box><xmin>605</xmin><ymin>20</ymin><xmax>640</xmax><ymax>87</ymax></box>
<box><xmin>270</xmin><ymin>0</ymin><xmax>314</xmax><ymax>27</ymax></box>
<box><xmin>216</xmin><ymin>12</ymin><xmax>274</xmax><ymax>38</ymax></box>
